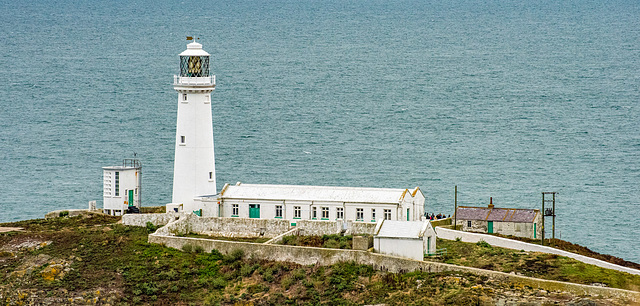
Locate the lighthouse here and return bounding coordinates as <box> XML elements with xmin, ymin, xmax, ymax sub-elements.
<box><xmin>171</xmin><ymin>40</ymin><xmax>217</xmax><ymax>214</ymax></box>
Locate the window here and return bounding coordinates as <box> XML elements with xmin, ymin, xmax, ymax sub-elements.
<box><xmin>384</xmin><ymin>209</ymin><xmax>391</xmax><ymax>220</ymax></box>
<box><xmin>183</xmin><ymin>93</ymin><xmax>188</xmax><ymax>101</ymax></box>
<box><xmin>275</xmin><ymin>205</ymin><xmax>283</xmax><ymax>218</ymax></box>
<box><xmin>467</xmin><ymin>221</ymin><xmax>472</xmax><ymax>227</ymax></box>
<box><xmin>336</xmin><ymin>207</ymin><xmax>344</xmax><ymax>220</ymax></box>
<box><xmin>294</xmin><ymin>206</ymin><xmax>301</xmax><ymax>219</ymax></box>
<box><xmin>312</xmin><ymin>207</ymin><xmax>317</xmax><ymax>219</ymax></box>
<box><xmin>232</xmin><ymin>204</ymin><xmax>239</xmax><ymax>217</ymax></box>
<box><xmin>321</xmin><ymin>207</ymin><xmax>329</xmax><ymax>219</ymax></box>
<box><xmin>114</xmin><ymin>172</ymin><xmax>119</xmax><ymax>196</ymax></box>
<box><xmin>209</xmin><ymin>172</ymin><xmax>213</xmax><ymax>180</ymax></box>
<box><xmin>371</xmin><ymin>209</ymin><xmax>376</xmax><ymax>221</ymax></box>
<box><xmin>205</xmin><ymin>95</ymin><xmax>210</xmax><ymax>103</ymax></box>
<box><xmin>356</xmin><ymin>208</ymin><xmax>364</xmax><ymax>221</ymax></box>
<box><xmin>180</xmin><ymin>136</ymin><xmax>186</xmax><ymax>144</ymax></box>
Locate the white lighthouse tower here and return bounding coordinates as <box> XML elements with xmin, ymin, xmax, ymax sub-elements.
<box><xmin>171</xmin><ymin>40</ymin><xmax>217</xmax><ymax>214</ymax></box>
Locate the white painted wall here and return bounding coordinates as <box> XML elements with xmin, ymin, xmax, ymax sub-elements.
<box><xmin>374</xmin><ymin>237</ymin><xmax>424</xmax><ymax>261</ymax></box>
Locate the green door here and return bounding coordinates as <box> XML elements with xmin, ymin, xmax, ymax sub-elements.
<box><xmin>128</xmin><ymin>190</ymin><xmax>134</xmax><ymax>207</ymax></box>
<box><xmin>407</xmin><ymin>208</ymin><xmax>410</xmax><ymax>221</ymax></box>
<box><xmin>249</xmin><ymin>204</ymin><xmax>260</xmax><ymax>218</ymax></box>
<box><xmin>534</xmin><ymin>223</ymin><xmax>537</xmax><ymax>239</ymax></box>
<box><xmin>487</xmin><ymin>221</ymin><xmax>493</xmax><ymax>234</ymax></box>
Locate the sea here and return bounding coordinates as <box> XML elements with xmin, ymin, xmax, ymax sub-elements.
<box><xmin>0</xmin><ymin>0</ymin><xmax>638</xmax><ymax>263</ymax></box>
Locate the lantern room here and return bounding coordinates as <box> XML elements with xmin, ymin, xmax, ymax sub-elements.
<box><xmin>179</xmin><ymin>41</ymin><xmax>210</xmax><ymax>77</ymax></box>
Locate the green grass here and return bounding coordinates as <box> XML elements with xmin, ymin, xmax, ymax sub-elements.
<box><xmin>429</xmin><ymin>238</ymin><xmax>640</xmax><ymax>291</ymax></box>
<box><xmin>280</xmin><ymin>234</ymin><xmax>353</xmax><ymax>249</ymax></box>
<box><xmin>1</xmin><ymin>216</ymin><xmax>637</xmax><ymax>305</ymax></box>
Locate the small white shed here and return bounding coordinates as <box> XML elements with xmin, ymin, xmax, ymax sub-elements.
<box><xmin>373</xmin><ymin>220</ymin><xmax>436</xmax><ymax>261</ymax></box>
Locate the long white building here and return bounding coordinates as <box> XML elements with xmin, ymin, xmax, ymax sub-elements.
<box><xmin>193</xmin><ymin>183</ymin><xmax>425</xmax><ymax>223</ymax></box>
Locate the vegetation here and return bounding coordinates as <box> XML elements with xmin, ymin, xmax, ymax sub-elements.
<box><xmin>427</xmin><ymin>238</ymin><xmax>640</xmax><ymax>291</ymax></box>
<box><xmin>0</xmin><ymin>216</ymin><xmax>635</xmax><ymax>305</ymax></box>
<box><xmin>281</xmin><ymin>234</ymin><xmax>353</xmax><ymax>249</ymax></box>
<box><xmin>179</xmin><ymin>233</ymin><xmax>270</xmax><ymax>243</ymax></box>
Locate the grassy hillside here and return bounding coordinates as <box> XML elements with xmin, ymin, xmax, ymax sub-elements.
<box><xmin>0</xmin><ymin>215</ymin><xmax>635</xmax><ymax>305</ymax></box>
<box><xmin>427</xmin><ymin>239</ymin><xmax>640</xmax><ymax>291</ymax></box>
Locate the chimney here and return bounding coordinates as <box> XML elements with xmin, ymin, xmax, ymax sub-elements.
<box><xmin>488</xmin><ymin>197</ymin><xmax>494</xmax><ymax>209</ymax></box>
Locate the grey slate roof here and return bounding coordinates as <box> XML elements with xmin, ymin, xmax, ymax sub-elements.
<box><xmin>456</xmin><ymin>206</ymin><xmax>538</xmax><ymax>223</ymax></box>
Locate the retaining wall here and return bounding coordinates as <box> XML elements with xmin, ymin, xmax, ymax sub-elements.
<box><xmin>436</xmin><ymin>227</ymin><xmax>640</xmax><ymax>276</ymax></box>
<box><xmin>148</xmin><ymin>234</ymin><xmax>640</xmax><ymax>302</ymax></box>
<box><xmin>122</xmin><ymin>213</ymin><xmax>179</xmax><ymax>227</ymax></box>
<box><xmin>156</xmin><ymin>214</ymin><xmax>291</xmax><ymax>238</ymax></box>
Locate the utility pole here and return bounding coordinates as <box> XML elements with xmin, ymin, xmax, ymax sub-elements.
<box><xmin>454</xmin><ymin>186</ymin><xmax>458</xmax><ymax>230</ymax></box>
<box><xmin>542</xmin><ymin>192</ymin><xmax>557</xmax><ymax>246</ymax></box>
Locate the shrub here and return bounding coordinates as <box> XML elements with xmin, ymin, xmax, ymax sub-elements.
<box><xmin>145</xmin><ymin>221</ymin><xmax>157</xmax><ymax>233</ymax></box>
<box><xmin>476</xmin><ymin>240</ymin><xmax>492</xmax><ymax>248</ymax></box>
<box><xmin>59</xmin><ymin>211</ymin><xmax>69</xmax><ymax>217</ymax></box>
<box><xmin>182</xmin><ymin>244</ymin><xmax>193</xmax><ymax>253</ymax></box>
<box><xmin>194</xmin><ymin>245</ymin><xmax>205</xmax><ymax>254</ymax></box>
<box><xmin>223</xmin><ymin>249</ymin><xmax>244</xmax><ymax>264</ymax></box>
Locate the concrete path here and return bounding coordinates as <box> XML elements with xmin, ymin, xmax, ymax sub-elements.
<box><xmin>435</xmin><ymin>227</ymin><xmax>640</xmax><ymax>276</ymax></box>
<box><xmin>0</xmin><ymin>227</ymin><xmax>23</xmax><ymax>233</ymax></box>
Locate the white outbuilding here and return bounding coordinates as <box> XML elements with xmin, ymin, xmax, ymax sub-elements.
<box><xmin>103</xmin><ymin>159</ymin><xmax>141</xmax><ymax>216</ymax></box>
<box><xmin>191</xmin><ymin>182</ymin><xmax>425</xmax><ymax>223</ymax></box>
<box><xmin>373</xmin><ymin>220</ymin><xmax>436</xmax><ymax>260</ymax></box>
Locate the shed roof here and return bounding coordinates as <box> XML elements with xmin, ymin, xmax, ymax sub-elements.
<box><xmin>376</xmin><ymin>221</ymin><xmax>428</xmax><ymax>238</ymax></box>
<box><xmin>220</xmin><ymin>183</ymin><xmax>419</xmax><ymax>204</ymax></box>
<box><xmin>456</xmin><ymin>206</ymin><xmax>538</xmax><ymax>223</ymax></box>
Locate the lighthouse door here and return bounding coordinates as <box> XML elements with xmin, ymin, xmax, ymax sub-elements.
<box><xmin>128</xmin><ymin>190</ymin><xmax>134</xmax><ymax>207</ymax></box>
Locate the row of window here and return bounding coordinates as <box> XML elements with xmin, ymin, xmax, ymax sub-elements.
<box><xmin>181</xmin><ymin>93</ymin><xmax>211</xmax><ymax>103</ymax></box>
<box><xmin>230</xmin><ymin>204</ymin><xmax>393</xmax><ymax>220</ymax></box>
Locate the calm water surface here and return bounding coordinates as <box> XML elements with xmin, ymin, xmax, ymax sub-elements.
<box><xmin>0</xmin><ymin>0</ymin><xmax>638</xmax><ymax>262</ymax></box>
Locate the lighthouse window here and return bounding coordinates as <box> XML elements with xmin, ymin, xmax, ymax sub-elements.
<box><xmin>182</xmin><ymin>94</ymin><xmax>188</xmax><ymax>102</ymax></box>
<box><xmin>209</xmin><ymin>172</ymin><xmax>213</xmax><ymax>180</ymax></box>
<box><xmin>180</xmin><ymin>136</ymin><xmax>186</xmax><ymax>144</ymax></box>
<box><xmin>114</xmin><ymin>172</ymin><xmax>120</xmax><ymax>196</ymax></box>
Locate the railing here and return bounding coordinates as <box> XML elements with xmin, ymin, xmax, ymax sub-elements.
<box><xmin>173</xmin><ymin>75</ymin><xmax>216</xmax><ymax>86</ymax></box>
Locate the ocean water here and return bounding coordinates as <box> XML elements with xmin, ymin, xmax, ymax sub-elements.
<box><xmin>0</xmin><ymin>0</ymin><xmax>638</xmax><ymax>262</ymax></box>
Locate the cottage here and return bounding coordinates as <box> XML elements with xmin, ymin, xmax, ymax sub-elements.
<box><xmin>373</xmin><ymin>220</ymin><xmax>436</xmax><ymax>260</ymax></box>
<box><xmin>192</xmin><ymin>182</ymin><xmax>424</xmax><ymax>223</ymax></box>
<box><xmin>455</xmin><ymin>202</ymin><xmax>541</xmax><ymax>239</ymax></box>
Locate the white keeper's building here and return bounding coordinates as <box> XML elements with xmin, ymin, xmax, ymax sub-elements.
<box><xmin>193</xmin><ymin>182</ymin><xmax>425</xmax><ymax>223</ymax></box>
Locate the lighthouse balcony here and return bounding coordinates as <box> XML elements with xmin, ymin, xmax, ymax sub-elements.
<box><xmin>173</xmin><ymin>75</ymin><xmax>215</xmax><ymax>86</ymax></box>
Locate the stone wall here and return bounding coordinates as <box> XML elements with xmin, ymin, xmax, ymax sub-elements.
<box><xmin>345</xmin><ymin>220</ymin><xmax>377</xmax><ymax>235</ymax></box>
<box><xmin>157</xmin><ymin>214</ymin><xmax>292</xmax><ymax>238</ymax></box>
<box><xmin>436</xmin><ymin>227</ymin><xmax>640</xmax><ymax>276</ymax></box>
<box><xmin>122</xmin><ymin>213</ymin><xmax>180</xmax><ymax>227</ymax></box>
<box><xmin>148</xmin><ymin>234</ymin><xmax>640</xmax><ymax>302</ymax></box>
<box><xmin>295</xmin><ymin>220</ymin><xmax>341</xmax><ymax>236</ymax></box>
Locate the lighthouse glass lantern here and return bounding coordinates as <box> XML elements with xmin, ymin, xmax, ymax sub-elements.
<box><xmin>180</xmin><ymin>54</ymin><xmax>209</xmax><ymax>77</ymax></box>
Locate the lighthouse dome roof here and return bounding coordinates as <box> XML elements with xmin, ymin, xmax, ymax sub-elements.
<box><xmin>179</xmin><ymin>41</ymin><xmax>210</xmax><ymax>57</ymax></box>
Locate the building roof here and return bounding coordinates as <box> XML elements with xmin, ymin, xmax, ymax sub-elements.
<box><xmin>219</xmin><ymin>183</ymin><xmax>421</xmax><ymax>204</ymax></box>
<box><xmin>179</xmin><ymin>41</ymin><xmax>210</xmax><ymax>57</ymax></box>
<box><xmin>456</xmin><ymin>206</ymin><xmax>538</xmax><ymax>223</ymax></box>
<box><xmin>375</xmin><ymin>220</ymin><xmax>429</xmax><ymax>238</ymax></box>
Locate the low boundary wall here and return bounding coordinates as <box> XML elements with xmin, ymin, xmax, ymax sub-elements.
<box><xmin>435</xmin><ymin>227</ymin><xmax>640</xmax><ymax>276</ymax></box>
<box><xmin>148</xmin><ymin>234</ymin><xmax>640</xmax><ymax>302</ymax></box>
<box><xmin>122</xmin><ymin>213</ymin><xmax>179</xmax><ymax>227</ymax></box>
